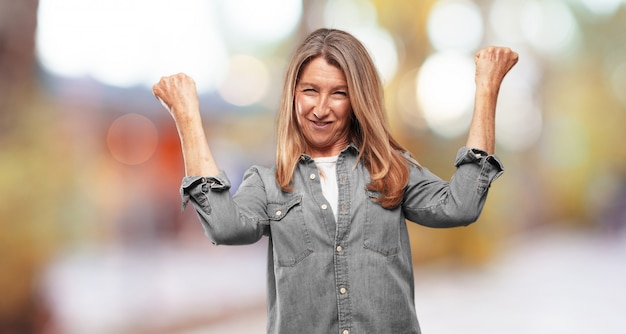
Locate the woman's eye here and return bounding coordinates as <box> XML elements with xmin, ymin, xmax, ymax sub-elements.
<box><xmin>335</xmin><ymin>91</ymin><xmax>347</xmax><ymax>96</ymax></box>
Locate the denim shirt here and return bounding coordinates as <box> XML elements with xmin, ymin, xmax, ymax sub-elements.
<box><xmin>181</xmin><ymin>146</ymin><xmax>503</xmax><ymax>334</ymax></box>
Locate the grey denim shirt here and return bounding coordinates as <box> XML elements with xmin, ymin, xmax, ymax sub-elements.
<box><xmin>181</xmin><ymin>145</ymin><xmax>503</xmax><ymax>334</ymax></box>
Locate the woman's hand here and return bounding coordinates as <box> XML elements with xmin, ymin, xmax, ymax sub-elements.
<box><xmin>466</xmin><ymin>47</ymin><xmax>518</xmax><ymax>154</ymax></box>
<box><xmin>152</xmin><ymin>73</ymin><xmax>200</xmax><ymax>121</ymax></box>
<box><xmin>474</xmin><ymin>47</ymin><xmax>518</xmax><ymax>93</ymax></box>
<box><xmin>153</xmin><ymin>73</ymin><xmax>219</xmax><ymax>176</ymax></box>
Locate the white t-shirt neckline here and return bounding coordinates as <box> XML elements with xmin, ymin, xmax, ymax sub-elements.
<box><xmin>313</xmin><ymin>155</ymin><xmax>339</xmax><ymax>221</ymax></box>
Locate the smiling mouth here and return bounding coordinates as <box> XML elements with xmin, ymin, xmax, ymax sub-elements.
<box><xmin>311</xmin><ymin>120</ymin><xmax>331</xmax><ymax>127</ymax></box>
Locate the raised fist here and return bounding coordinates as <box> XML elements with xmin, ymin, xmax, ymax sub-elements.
<box><xmin>474</xmin><ymin>47</ymin><xmax>519</xmax><ymax>91</ymax></box>
<box><xmin>152</xmin><ymin>73</ymin><xmax>200</xmax><ymax>120</ymax></box>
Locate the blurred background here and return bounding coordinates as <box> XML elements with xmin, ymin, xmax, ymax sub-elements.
<box><xmin>1</xmin><ymin>0</ymin><xmax>625</xmax><ymax>333</ymax></box>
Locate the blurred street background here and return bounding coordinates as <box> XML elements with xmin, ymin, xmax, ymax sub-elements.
<box><xmin>1</xmin><ymin>0</ymin><xmax>625</xmax><ymax>333</ymax></box>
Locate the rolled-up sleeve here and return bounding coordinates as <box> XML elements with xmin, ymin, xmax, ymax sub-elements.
<box><xmin>403</xmin><ymin>147</ymin><xmax>504</xmax><ymax>228</ymax></box>
<box><xmin>179</xmin><ymin>169</ymin><xmax>268</xmax><ymax>245</ymax></box>
<box><xmin>181</xmin><ymin>171</ymin><xmax>231</xmax><ymax>211</ymax></box>
<box><xmin>454</xmin><ymin>147</ymin><xmax>504</xmax><ymax>182</ymax></box>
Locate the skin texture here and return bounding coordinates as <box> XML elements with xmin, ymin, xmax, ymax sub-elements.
<box><xmin>152</xmin><ymin>46</ymin><xmax>518</xmax><ymax>177</ymax></box>
<box><xmin>294</xmin><ymin>57</ymin><xmax>352</xmax><ymax>158</ymax></box>
<box><xmin>152</xmin><ymin>74</ymin><xmax>218</xmax><ymax>177</ymax></box>
<box><xmin>467</xmin><ymin>46</ymin><xmax>519</xmax><ymax>154</ymax></box>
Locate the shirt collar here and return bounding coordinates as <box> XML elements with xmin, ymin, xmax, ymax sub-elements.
<box><xmin>299</xmin><ymin>143</ymin><xmax>359</xmax><ymax>162</ymax></box>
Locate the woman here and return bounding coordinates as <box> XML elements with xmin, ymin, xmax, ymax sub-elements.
<box><xmin>153</xmin><ymin>28</ymin><xmax>517</xmax><ymax>334</ymax></box>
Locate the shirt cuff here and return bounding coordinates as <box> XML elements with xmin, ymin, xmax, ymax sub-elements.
<box><xmin>454</xmin><ymin>147</ymin><xmax>504</xmax><ymax>179</ymax></box>
<box><xmin>180</xmin><ymin>171</ymin><xmax>231</xmax><ymax>210</ymax></box>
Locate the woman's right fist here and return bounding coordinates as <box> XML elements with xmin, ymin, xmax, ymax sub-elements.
<box><xmin>152</xmin><ymin>73</ymin><xmax>200</xmax><ymax>119</ymax></box>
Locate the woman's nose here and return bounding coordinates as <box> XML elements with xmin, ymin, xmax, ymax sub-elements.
<box><xmin>314</xmin><ymin>95</ymin><xmax>330</xmax><ymax>118</ymax></box>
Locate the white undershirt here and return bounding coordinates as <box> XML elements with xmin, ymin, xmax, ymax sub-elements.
<box><xmin>313</xmin><ymin>155</ymin><xmax>339</xmax><ymax>221</ymax></box>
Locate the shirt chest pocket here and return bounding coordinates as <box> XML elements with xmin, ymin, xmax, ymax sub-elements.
<box><xmin>364</xmin><ymin>190</ymin><xmax>401</xmax><ymax>257</ymax></box>
<box><xmin>268</xmin><ymin>194</ymin><xmax>314</xmax><ymax>267</ymax></box>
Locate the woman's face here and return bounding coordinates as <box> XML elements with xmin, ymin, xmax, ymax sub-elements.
<box><xmin>295</xmin><ymin>57</ymin><xmax>352</xmax><ymax>158</ymax></box>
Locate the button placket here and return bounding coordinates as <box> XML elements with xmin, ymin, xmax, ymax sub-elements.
<box><xmin>334</xmin><ymin>153</ymin><xmax>352</xmax><ymax>331</ymax></box>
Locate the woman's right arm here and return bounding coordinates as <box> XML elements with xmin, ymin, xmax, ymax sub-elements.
<box><xmin>152</xmin><ymin>73</ymin><xmax>219</xmax><ymax>177</ymax></box>
<box><xmin>153</xmin><ymin>73</ymin><xmax>268</xmax><ymax>245</ymax></box>
<box><xmin>182</xmin><ymin>168</ymin><xmax>269</xmax><ymax>245</ymax></box>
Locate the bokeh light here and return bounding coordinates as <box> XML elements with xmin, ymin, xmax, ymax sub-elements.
<box><xmin>323</xmin><ymin>0</ymin><xmax>378</xmax><ymax>30</ymax></box>
<box><xmin>219</xmin><ymin>0</ymin><xmax>302</xmax><ymax>50</ymax></box>
<box><xmin>520</xmin><ymin>0</ymin><xmax>579</xmax><ymax>56</ymax></box>
<box><xmin>106</xmin><ymin>113</ymin><xmax>159</xmax><ymax>165</ymax></box>
<box><xmin>416</xmin><ymin>52</ymin><xmax>475</xmax><ymax>138</ymax></box>
<box><xmin>218</xmin><ymin>54</ymin><xmax>270</xmax><ymax>107</ymax></box>
<box><xmin>427</xmin><ymin>0</ymin><xmax>483</xmax><ymax>53</ymax></box>
<box><xmin>488</xmin><ymin>0</ymin><xmax>526</xmax><ymax>44</ymax></box>
<box><xmin>578</xmin><ymin>0</ymin><xmax>624</xmax><ymax>16</ymax></box>
<box><xmin>36</xmin><ymin>0</ymin><xmax>228</xmax><ymax>93</ymax></box>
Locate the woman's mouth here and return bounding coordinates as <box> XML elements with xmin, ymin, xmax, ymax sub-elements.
<box><xmin>311</xmin><ymin>120</ymin><xmax>331</xmax><ymax>128</ymax></box>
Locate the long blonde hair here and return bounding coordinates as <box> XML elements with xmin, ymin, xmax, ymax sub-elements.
<box><xmin>275</xmin><ymin>28</ymin><xmax>413</xmax><ymax>208</ymax></box>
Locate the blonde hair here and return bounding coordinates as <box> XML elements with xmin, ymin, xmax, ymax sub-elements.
<box><xmin>275</xmin><ymin>28</ymin><xmax>413</xmax><ymax>208</ymax></box>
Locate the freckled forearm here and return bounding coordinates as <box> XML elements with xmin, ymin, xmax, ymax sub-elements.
<box><xmin>174</xmin><ymin>111</ymin><xmax>219</xmax><ymax>177</ymax></box>
<box><xmin>466</xmin><ymin>88</ymin><xmax>499</xmax><ymax>154</ymax></box>
<box><xmin>467</xmin><ymin>46</ymin><xmax>518</xmax><ymax>154</ymax></box>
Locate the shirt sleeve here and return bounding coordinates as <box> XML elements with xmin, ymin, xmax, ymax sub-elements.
<box><xmin>181</xmin><ymin>172</ymin><xmax>231</xmax><ymax>211</ymax></box>
<box><xmin>179</xmin><ymin>168</ymin><xmax>269</xmax><ymax>245</ymax></box>
<box><xmin>402</xmin><ymin>147</ymin><xmax>504</xmax><ymax>228</ymax></box>
<box><xmin>454</xmin><ymin>147</ymin><xmax>504</xmax><ymax>179</ymax></box>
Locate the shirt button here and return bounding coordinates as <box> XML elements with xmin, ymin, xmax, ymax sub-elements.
<box><xmin>321</xmin><ymin>204</ymin><xmax>328</xmax><ymax>210</ymax></box>
<box><xmin>336</xmin><ymin>245</ymin><xmax>342</xmax><ymax>252</ymax></box>
<box><xmin>309</xmin><ymin>173</ymin><xmax>316</xmax><ymax>180</ymax></box>
<box><xmin>275</xmin><ymin>210</ymin><xmax>282</xmax><ymax>217</ymax></box>
<box><xmin>339</xmin><ymin>287</ymin><xmax>347</xmax><ymax>294</ymax></box>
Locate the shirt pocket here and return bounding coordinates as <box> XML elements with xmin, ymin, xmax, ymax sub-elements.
<box><xmin>363</xmin><ymin>190</ymin><xmax>401</xmax><ymax>257</ymax></box>
<box><xmin>268</xmin><ymin>194</ymin><xmax>314</xmax><ymax>267</ymax></box>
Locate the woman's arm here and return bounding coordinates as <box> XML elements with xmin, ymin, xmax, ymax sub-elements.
<box><xmin>403</xmin><ymin>148</ymin><xmax>504</xmax><ymax>228</ymax></box>
<box><xmin>153</xmin><ymin>73</ymin><xmax>219</xmax><ymax>177</ymax></box>
<box><xmin>403</xmin><ymin>48</ymin><xmax>516</xmax><ymax>227</ymax></box>
<box><xmin>154</xmin><ymin>73</ymin><xmax>268</xmax><ymax>245</ymax></box>
<box><xmin>466</xmin><ymin>47</ymin><xmax>518</xmax><ymax>154</ymax></box>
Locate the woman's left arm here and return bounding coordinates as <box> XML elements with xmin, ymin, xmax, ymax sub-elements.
<box><xmin>403</xmin><ymin>148</ymin><xmax>503</xmax><ymax>228</ymax></box>
<box><xmin>466</xmin><ymin>47</ymin><xmax>518</xmax><ymax>154</ymax></box>
<box><xmin>403</xmin><ymin>48</ymin><xmax>516</xmax><ymax>227</ymax></box>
